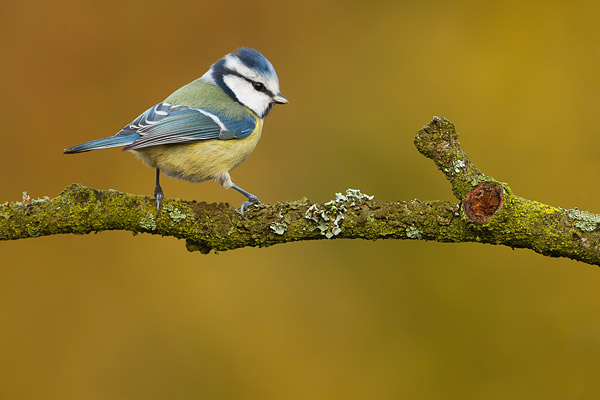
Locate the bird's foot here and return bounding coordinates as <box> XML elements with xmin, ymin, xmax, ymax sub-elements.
<box><xmin>239</xmin><ymin>196</ymin><xmax>261</xmax><ymax>216</ymax></box>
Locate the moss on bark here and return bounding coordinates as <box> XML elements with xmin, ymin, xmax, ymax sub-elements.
<box><xmin>1</xmin><ymin>117</ymin><xmax>599</xmax><ymax>266</ymax></box>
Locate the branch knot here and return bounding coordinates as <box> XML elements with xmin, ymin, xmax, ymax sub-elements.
<box><xmin>462</xmin><ymin>182</ymin><xmax>504</xmax><ymax>225</ymax></box>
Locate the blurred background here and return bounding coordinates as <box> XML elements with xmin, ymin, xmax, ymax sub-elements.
<box><xmin>2</xmin><ymin>0</ymin><xmax>600</xmax><ymax>398</ymax></box>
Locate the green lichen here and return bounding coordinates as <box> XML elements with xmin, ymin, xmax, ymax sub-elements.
<box><xmin>270</xmin><ymin>222</ymin><xmax>287</xmax><ymax>235</ymax></box>
<box><xmin>305</xmin><ymin>203</ymin><xmax>345</xmax><ymax>239</ymax></box>
<box><xmin>406</xmin><ymin>226</ymin><xmax>422</xmax><ymax>239</ymax></box>
<box><xmin>139</xmin><ymin>214</ymin><xmax>157</xmax><ymax>231</ymax></box>
<box><xmin>305</xmin><ymin>189</ymin><xmax>374</xmax><ymax>238</ymax></box>
<box><xmin>567</xmin><ymin>209</ymin><xmax>600</xmax><ymax>232</ymax></box>
<box><xmin>304</xmin><ymin>200</ymin><xmax>344</xmax><ymax>239</ymax></box>
<box><xmin>32</xmin><ymin>196</ymin><xmax>50</xmax><ymax>204</ymax></box>
<box><xmin>163</xmin><ymin>204</ymin><xmax>187</xmax><ymax>223</ymax></box>
<box><xmin>444</xmin><ymin>159</ymin><xmax>465</xmax><ymax>175</ymax></box>
<box><xmin>335</xmin><ymin>188</ymin><xmax>374</xmax><ymax>205</ymax></box>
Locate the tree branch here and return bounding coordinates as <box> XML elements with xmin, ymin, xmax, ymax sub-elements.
<box><xmin>2</xmin><ymin>117</ymin><xmax>600</xmax><ymax>265</ymax></box>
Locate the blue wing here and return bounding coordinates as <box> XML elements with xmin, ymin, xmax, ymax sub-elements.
<box><xmin>124</xmin><ymin>106</ymin><xmax>256</xmax><ymax>150</ymax></box>
<box><xmin>64</xmin><ymin>102</ymin><xmax>256</xmax><ymax>154</ymax></box>
<box><xmin>123</xmin><ymin>103</ymin><xmax>256</xmax><ymax>151</ymax></box>
<box><xmin>115</xmin><ymin>102</ymin><xmax>186</xmax><ymax>137</ymax></box>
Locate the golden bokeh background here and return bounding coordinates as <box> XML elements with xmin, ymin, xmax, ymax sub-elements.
<box><xmin>2</xmin><ymin>0</ymin><xmax>600</xmax><ymax>398</ymax></box>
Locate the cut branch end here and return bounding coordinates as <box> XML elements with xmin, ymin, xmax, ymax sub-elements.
<box><xmin>462</xmin><ymin>182</ymin><xmax>504</xmax><ymax>225</ymax></box>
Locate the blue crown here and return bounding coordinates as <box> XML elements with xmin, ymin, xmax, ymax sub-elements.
<box><xmin>233</xmin><ymin>48</ymin><xmax>277</xmax><ymax>78</ymax></box>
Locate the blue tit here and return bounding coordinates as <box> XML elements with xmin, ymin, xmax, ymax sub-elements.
<box><xmin>64</xmin><ymin>47</ymin><xmax>288</xmax><ymax>214</ymax></box>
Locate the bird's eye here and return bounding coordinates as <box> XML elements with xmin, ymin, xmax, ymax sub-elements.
<box><xmin>252</xmin><ymin>82</ymin><xmax>266</xmax><ymax>92</ymax></box>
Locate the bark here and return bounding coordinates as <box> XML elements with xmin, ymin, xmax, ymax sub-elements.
<box><xmin>2</xmin><ymin>117</ymin><xmax>599</xmax><ymax>265</ymax></box>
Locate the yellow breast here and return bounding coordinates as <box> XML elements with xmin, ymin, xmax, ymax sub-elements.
<box><xmin>131</xmin><ymin>116</ymin><xmax>263</xmax><ymax>183</ymax></box>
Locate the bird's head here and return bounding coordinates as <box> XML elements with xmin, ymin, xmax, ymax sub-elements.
<box><xmin>203</xmin><ymin>48</ymin><xmax>288</xmax><ymax>118</ymax></box>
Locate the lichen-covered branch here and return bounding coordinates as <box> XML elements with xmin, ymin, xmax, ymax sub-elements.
<box><xmin>414</xmin><ymin>117</ymin><xmax>600</xmax><ymax>265</ymax></box>
<box><xmin>2</xmin><ymin>117</ymin><xmax>600</xmax><ymax>265</ymax></box>
<box><xmin>0</xmin><ymin>184</ymin><xmax>458</xmax><ymax>254</ymax></box>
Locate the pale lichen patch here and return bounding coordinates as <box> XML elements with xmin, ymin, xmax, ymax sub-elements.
<box><xmin>305</xmin><ymin>203</ymin><xmax>344</xmax><ymax>239</ymax></box>
<box><xmin>567</xmin><ymin>209</ymin><xmax>600</xmax><ymax>232</ymax></box>
<box><xmin>406</xmin><ymin>226</ymin><xmax>422</xmax><ymax>239</ymax></box>
<box><xmin>270</xmin><ymin>222</ymin><xmax>287</xmax><ymax>235</ymax></box>
<box><xmin>22</xmin><ymin>192</ymin><xmax>31</xmax><ymax>204</ymax></box>
<box><xmin>305</xmin><ymin>189</ymin><xmax>374</xmax><ymax>238</ymax></box>
<box><xmin>32</xmin><ymin>196</ymin><xmax>50</xmax><ymax>204</ymax></box>
<box><xmin>140</xmin><ymin>214</ymin><xmax>157</xmax><ymax>231</ymax></box>
<box><xmin>335</xmin><ymin>188</ymin><xmax>374</xmax><ymax>205</ymax></box>
<box><xmin>163</xmin><ymin>205</ymin><xmax>187</xmax><ymax>223</ymax></box>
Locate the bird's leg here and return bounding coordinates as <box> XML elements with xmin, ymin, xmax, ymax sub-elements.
<box><xmin>154</xmin><ymin>168</ymin><xmax>164</xmax><ymax>212</ymax></box>
<box><xmin>232</xmin><ymin>184</ymin><xmax>261</xmax><ymax>216</ymax></box>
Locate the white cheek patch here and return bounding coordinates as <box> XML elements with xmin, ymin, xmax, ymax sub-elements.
<box><xmin>223</xmin><ymin>75</ymin><xmax>271</xmax><ymax>117</ymax></box>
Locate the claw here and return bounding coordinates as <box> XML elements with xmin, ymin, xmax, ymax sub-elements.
<box><xmin>231</xmin><ymin>184</ymin><xmax>261</xmax><ymax>216</ymax></box>
<box><xmin>240</xmin><ymin>196</ymin><xmax>261</xmax><ymax>216</ymax></box>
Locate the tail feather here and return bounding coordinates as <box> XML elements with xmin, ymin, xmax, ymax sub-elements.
<box><xmin>64</xmin><ymin>134</ymin><xmax>140</xmax><ymax>154</ymax></box>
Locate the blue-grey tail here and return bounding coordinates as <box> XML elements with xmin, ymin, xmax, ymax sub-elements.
<box><xmin>64</xmin><ymin>134</ymin><xmax>140</xmax><ymax>154</ymax></box>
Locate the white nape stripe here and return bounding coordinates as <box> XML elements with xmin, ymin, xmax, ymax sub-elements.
<box><xmin>200</xmin><ymin>70</ymin><xmax>216</xmax><ymax>84</ymax></box>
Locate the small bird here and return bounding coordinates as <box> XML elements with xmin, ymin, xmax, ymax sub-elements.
<box><xmin>64</xmin><ymin>47</ymin><xmax>288</xmax><ymax>214</ymax></box>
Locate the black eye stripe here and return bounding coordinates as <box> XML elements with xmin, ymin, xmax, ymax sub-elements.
<box><xmin>223</xmin><ymin>69</ymin><xmax>275</xmax><ymax>97</ymax></box>
<box><xmin>247</xmin><ymin>79</ymin><xmax>273</xmax><ymax>96</ymax></box>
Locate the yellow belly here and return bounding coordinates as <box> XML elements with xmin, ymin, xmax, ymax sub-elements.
<box><xmin>131</xmin><ymin>120</ymin><xmax>262</xmax><ymax>183</ymax></box>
